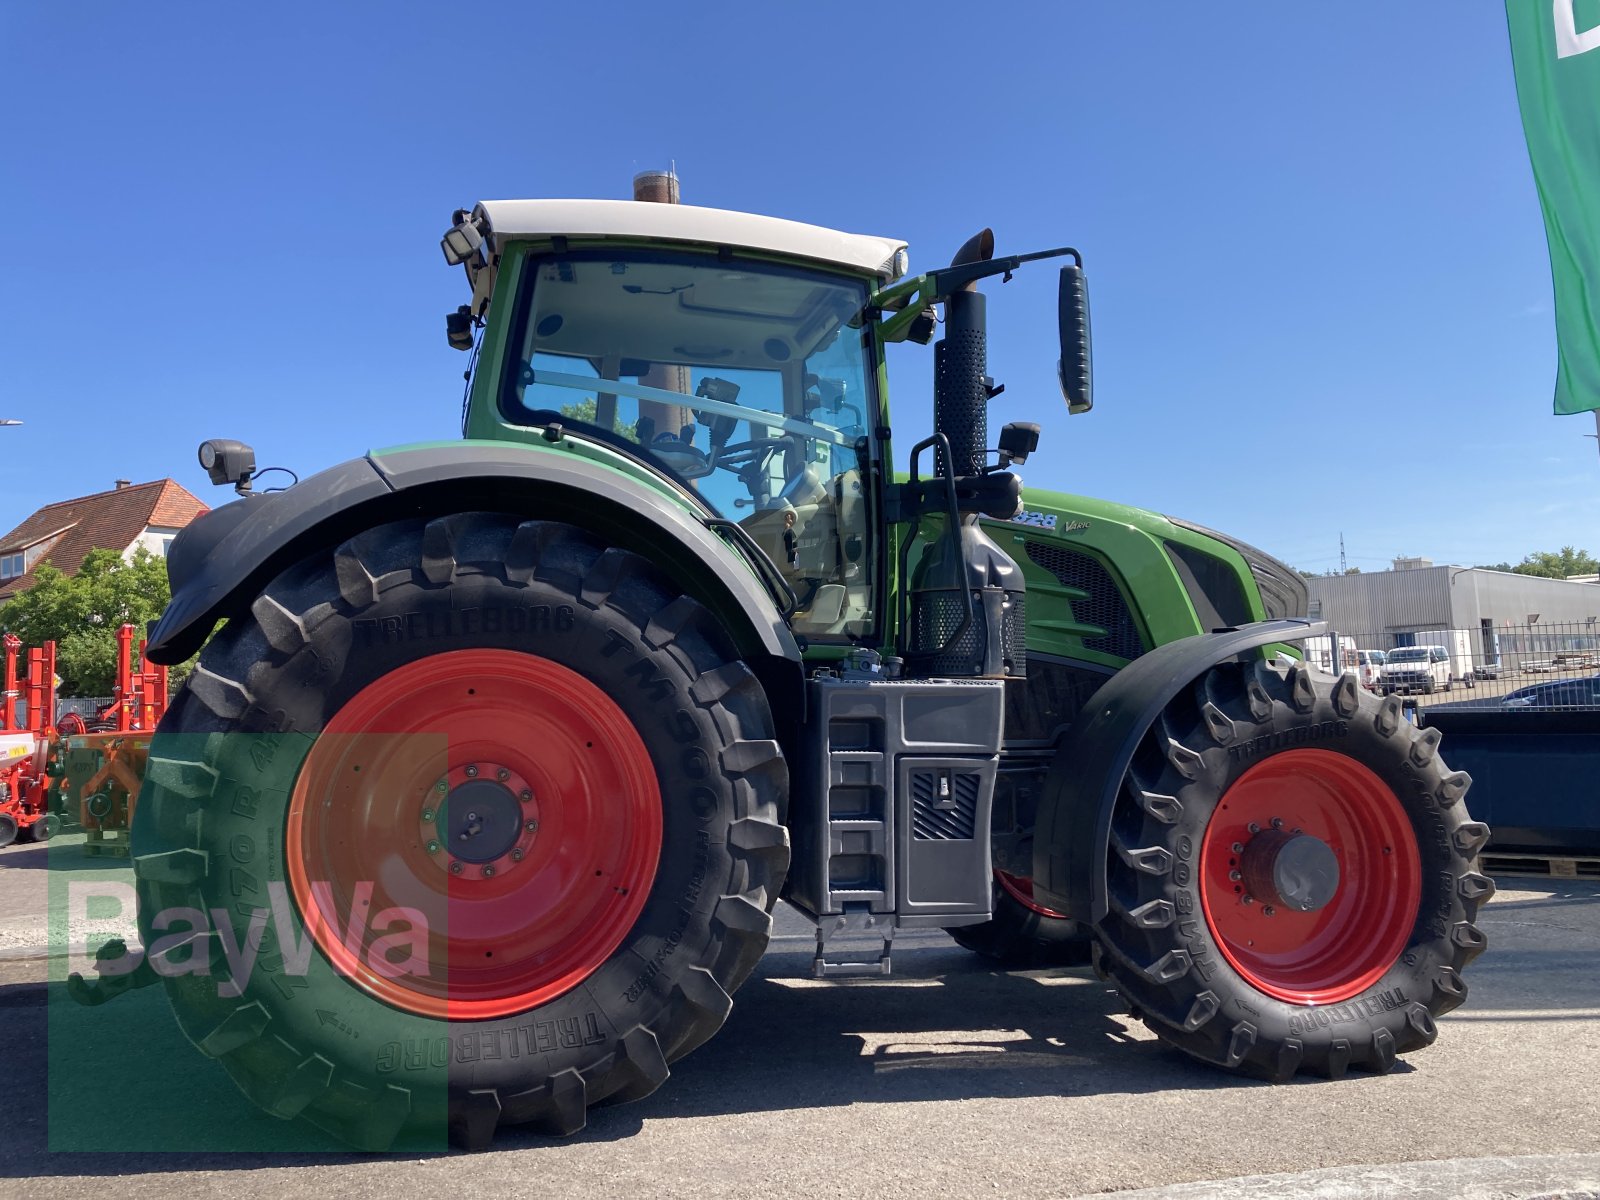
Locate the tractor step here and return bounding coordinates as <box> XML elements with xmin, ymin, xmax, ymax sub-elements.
<box><xmin>811</xmin><ymin>911</ymin><xmax>894</xmax><ymax>978</ymax></box>
<box><xmin>1481</xmin><ymin>852</ymin><xmax>1600</xmax><ymax>880</ymax></box>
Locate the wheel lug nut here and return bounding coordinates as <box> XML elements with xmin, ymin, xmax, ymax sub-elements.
<box><xmin>449</xmin><ymin>861</ymin><xmax>463</xmax><ymax>875</ymax></box>
<box><xmin>1247</xmin><ymin>822</ymin><xmax>1261</xmax><ymax>834</ymax></box>
<box><xmin>497</xmin><ymin>768</ymin><xmax>510</xmax><ymax>782</ymax></box>
<box><xmin>426</xmin><ymin>839</ymin><xmax>441</xmax><ymax>854</ymax></box>
<box><xmin>482</xmin><ymin>866</ymin><xmax>495</xmax><ymax>878</ymax></box>
<box><xmin>1231</xmin><ymin>842</ymin><xmax>1244</xmax><ymax>854</ymax></box>
<box><xmin>520</xmin><ymin>790</ymin><xmax>533</xmax><ymax>803</ymax></box>
<box><xmin>1270</xmin><ymin>817</ymin><xmax>1285</xmax><ymax>830</ymax></box>
<box><xmin>1242</xmin><ymin>894</ymin><xmax>1254</xmax><ymax>905</ymax></box>
<box><xmin>525</xmin><ymin>819</ymin><xmax>539</xmax><ymax>833</ymax></box>
<box><xmin>1263</xmin><ymin>906</ymin><xmax>1276</xmax><ymax>917</ymax></box>
<box><xmin>436</xmin><ymin>778</ymin><xmax>448</xmax><ymax>792</ymax></box>
<box><xmin>510</xmin><ymin>848</ymin><xmax>524</xmax><ymax>862</ymax></box>
<box><xmin>1229</xmin><ymin>870</ymin><xmax>1241</xmax><ymax>882</ymax></box>
<box><xmin>465</xmin><ymin>765</ymin><xmax>479</xmax><ymax>778</ymax></box>
<box><xmin>421</xmin><ymin>808</ymin><xmax>434</xmax><ymax>822</ymax></box>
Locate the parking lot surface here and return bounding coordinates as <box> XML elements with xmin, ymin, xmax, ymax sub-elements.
<box><xmin>0</xmin><ymin>839</ymin><xmax>1596</xmax><ymax>1198</ymax></box>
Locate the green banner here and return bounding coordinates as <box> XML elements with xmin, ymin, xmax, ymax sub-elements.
<box><xmin>1506</xmin><ymin>0</ymin><xmax>1600</xmax><ymax>415</ymax></box>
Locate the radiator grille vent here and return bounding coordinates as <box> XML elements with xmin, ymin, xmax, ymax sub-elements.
<box><xmin>1023</xmin><ymin>542</ymin><xmax>1146</xmax><ymax>660</ymax></box>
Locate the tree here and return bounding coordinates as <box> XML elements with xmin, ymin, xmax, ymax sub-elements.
<box><xmin>1511</xmin><ymin>547</ymin><xmax>1600</xmax><ymax>580</ymax></box>
<box><xmin>0</xmin><ymin>547</ymin><xmax>189</xmax><ymax>697</ymax></box>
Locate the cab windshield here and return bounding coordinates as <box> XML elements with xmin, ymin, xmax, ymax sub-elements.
<box><xmin>501</xmin><ymin>247</ymin><xmax>879</xmax><ymax>640</ymax></box>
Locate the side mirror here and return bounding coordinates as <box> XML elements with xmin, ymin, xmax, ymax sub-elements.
<box><xmin>445</xmin><ymin>306</ymin><xmax>474</xmax><ymax>351</ymax></box>
<box><xmin>1058</xmin><ymin>264</ymin><xmax>1093</xmax><ymax>414</ymax></box>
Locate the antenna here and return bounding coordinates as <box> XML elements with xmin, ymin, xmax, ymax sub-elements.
<box><xmin>1339</xmin><ymin>532</ymin><xmax>1347</xmax><ymax>574</ymax></box>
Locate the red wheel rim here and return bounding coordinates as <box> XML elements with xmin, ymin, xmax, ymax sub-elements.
<box><xmin>286</xmin><ymin>649</ymin><xmax>662</xmax><ymax>1019</ymax></box>
<box><xmin>1198</xmin><ymin>748</ymin><xmax>1419</xmax><ymax>1005</ymax></box>
<box><xmin>995</xmin><ymin>869</ymin><xmax>1069</xmax><ymax>919</ymax></box>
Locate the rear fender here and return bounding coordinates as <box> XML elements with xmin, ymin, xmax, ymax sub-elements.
<box><xmin>146</xmin><ymin>445</ymin><xmax>803</xmax><ymax>693</ymax></box>
<box><xmin>1032</xmin><ymin>619</ymin><xmax>1327</xmax><ymax>921</ymax></box>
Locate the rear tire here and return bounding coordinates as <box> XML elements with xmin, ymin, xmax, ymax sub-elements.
<box><xmin>948</xmin><ymin>872</ymin><xmax>1092</xmax><ymax>967</ymax></box>
<box><xmin>1087</xmin><ymin>662</ymin><xmax>1490</xmax><ymax>1080</ymax></box>
<box><xmin>133</xmin><ymin>514</ymin><xmax>789</xmax><ymax>1150</ymax></box>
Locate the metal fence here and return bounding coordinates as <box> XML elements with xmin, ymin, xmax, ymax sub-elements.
<box><xmin>1303</xmin><ymin>623</ymin><xmax>1600</xmax><ymax>712</ymax></box>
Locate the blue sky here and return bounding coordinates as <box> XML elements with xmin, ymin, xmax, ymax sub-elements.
<box><xmin>1</xmin><ymin>2</ymin><xmax>1593</xmax><ymax>574</ymax></box>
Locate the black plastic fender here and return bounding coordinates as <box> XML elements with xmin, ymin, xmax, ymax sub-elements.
<box><xmin>1031</xmin><ymin>619</ymin><xmax>1326</xmax><ymax>921</ymax></box>
<box><xmin>146</xmin><ymin>444</ymin><xmax>803</xmax><ymax>674</ymax></box>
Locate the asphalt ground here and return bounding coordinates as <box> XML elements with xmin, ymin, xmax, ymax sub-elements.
<box><xmin>0</xmin><ymin>834</ymin><xmax>1597</xmax><ymax>1198</ymax></box>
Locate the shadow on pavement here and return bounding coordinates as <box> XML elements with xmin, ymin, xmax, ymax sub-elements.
<box><xmin>0</xmin><ymin>838</ymin><xmax>133</xmax><ymax>875</ymax></box>
<box><xmin>3</xmin><ymin>942</ymin><xmax>1268</xmax><ymax>1177</ymax></box>
<box><xmin>7</xmin><ymin>880</ymin><xmax>1595</xmax><ymax>1176</ymax></box>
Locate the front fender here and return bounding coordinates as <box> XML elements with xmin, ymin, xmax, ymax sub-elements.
<box><xmin>1032</xmin><ymin>619</ymin><xmax>1327</xmax><ymax>921</ymax></box>
<box><xmin>147</xmin><ymin>443</ymin><xmax>802</xmax><ymax>671</ymax></box>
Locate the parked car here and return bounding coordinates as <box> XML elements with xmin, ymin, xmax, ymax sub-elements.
<box><xmin>1380</xmin><ymin>645</ymin><xmax>1453</xmax><ymax>695</ymax></box>
<box><xmin>1501</xmin><ymin>673</ymin><xmax>1600</xmax><ymax>708</ymax></box>
<box><xmin>1357</xmin><ymin>649</ymin><xmax>1386</xmax><ymax>690</ymax></box>
<box><xmin>1472</xmin><ymin>662</ymin><xmax>1503</xmax><ymax>681</ymax></box>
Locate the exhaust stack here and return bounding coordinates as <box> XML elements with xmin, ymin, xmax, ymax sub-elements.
<box><xmin>935</xmin><ymin>229</ymin><xmax>995</xmax><ymax>476</ymax></box>
<box><xmin>904</xmin><ymin>229</ymin><xmax>1027</xmax><ymax>681</ymax></box>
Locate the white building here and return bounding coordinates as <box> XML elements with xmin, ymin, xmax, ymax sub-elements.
<box><xmin>1308</xmin><ymin>558</ymin><xmax>1600</xmax><ymax>668</ymax></box>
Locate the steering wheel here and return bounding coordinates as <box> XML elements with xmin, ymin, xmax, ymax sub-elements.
<box><xmin>715</xmin><ymin>438</ymin><xmax>793</xmax><ymax>500</ymax></box>
<box><xmin>714</xmin><ymin>437</ymin><xmax>790</xmax><ymax>475</ymax></box>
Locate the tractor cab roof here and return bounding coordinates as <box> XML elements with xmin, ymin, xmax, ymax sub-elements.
<box><xmin>471</xmin><ymin>199</ymin><xmax>908</xmax><ymax>282</ymax></box>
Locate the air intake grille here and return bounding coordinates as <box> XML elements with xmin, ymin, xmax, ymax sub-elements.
<box><xmin>910</xmin><ymin>770</ymin><xmax>980</xmax><ymax>840</ymax></box>
<box><xmin>910</xmin><ymin>591</ymin><xmax>984</xmax><ymax>676</ymax></box>
<box><xmin>1024</xmin><ymin>542</ymin><xmax>1146</xmax><ymax>661</ymax></box>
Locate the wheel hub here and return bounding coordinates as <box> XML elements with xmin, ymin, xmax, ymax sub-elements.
<box><xmin>420</xmin><ymin>761</ymin><xmax>539</xmax><ymax>878</ymax></box>
<box><xmin>1238</xmin><ymin>827</ymin><xmax>1340</xmax><ymax>913</ymax></box>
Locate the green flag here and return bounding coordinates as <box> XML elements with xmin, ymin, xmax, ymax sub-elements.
<box><xmin>1506</xmin><ymin>0</ymin><xmax>1600</xmax><ymax>415</ymax></box>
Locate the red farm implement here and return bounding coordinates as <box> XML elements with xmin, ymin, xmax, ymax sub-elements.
<box><xmin>58</xmin><ymin>624</ymin><xmax>169</xmax><ymax>857</ymax></box>
<box><xmin>0</xmin><ymin>633</ymin><xmax>61</xmax><ymax>846</ymax></box>
<box><xmin>0</xmin><ymin>624</ymin><xmax>169</xmax><ymax>853</ymax></box>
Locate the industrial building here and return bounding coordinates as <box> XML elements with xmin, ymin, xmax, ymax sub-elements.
<box><xmin>1307</xmin><ymin>558</ymin><xmax>1600</xmax><ymax>670</ymax></box>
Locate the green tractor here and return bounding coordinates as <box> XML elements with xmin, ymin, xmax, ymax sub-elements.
<box><xmin>107</xmin><ymin>181</ymin><xmax>1491</xmax><ymax>1149</ymax></box>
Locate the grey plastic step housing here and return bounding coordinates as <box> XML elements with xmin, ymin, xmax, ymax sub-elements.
<box><xmin>787</xmin><ymin>675</ymin><xmax>1005</xmax><ymax>929</ymax></box>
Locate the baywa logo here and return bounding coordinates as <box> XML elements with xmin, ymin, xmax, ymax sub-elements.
<box><xmin>1557</xmin><ymin>0</ymin><xmax>1600</xmax><ymax>58</ymax></box>
<box><xmin>69</xmin><ymin>880</ymin><xmax>430</xmax><ymax>997</ymax></box>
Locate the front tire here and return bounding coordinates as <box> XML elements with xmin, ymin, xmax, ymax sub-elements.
<box><xmin>1088</xmin><ymin>662</ymin><xmax>1490</xmax><ymax>1079</ymax></box>
<box><xmin>133</xmin><ymin>514</ymin><xmax>789</xmax><ymax>1149</ymax></box>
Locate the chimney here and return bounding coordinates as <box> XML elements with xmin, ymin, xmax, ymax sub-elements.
<box><xmin>632</xmin><ymin>168</ymin><xmax>680</xmax><ymax>205</ymax></box>
<box><xmin>114</xmin><ymin>479</ymin><xmax>132</xmax><ymax>490</ymax></box>
<box><xmin>630</xmin><ymin>168</ymin><xmax>690</xmax><ymax>438</ymax></box>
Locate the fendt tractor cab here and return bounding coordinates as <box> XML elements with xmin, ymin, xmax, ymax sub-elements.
<box><xmin>82</xmin><ymin>178</ymin><xmax>1491</xmax><ymax>1150</ymax></box>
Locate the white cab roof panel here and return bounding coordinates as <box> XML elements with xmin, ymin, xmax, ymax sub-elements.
<box><xmin>473</xmin><ymin>199</ymin><xmax>907</xmax><ymax>281</ymax></box>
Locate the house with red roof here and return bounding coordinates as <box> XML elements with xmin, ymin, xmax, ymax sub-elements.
<box><xmin>0</xmin><ymin>479</ymin><xmax>208</xmax><ymax>601</ymax></box>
